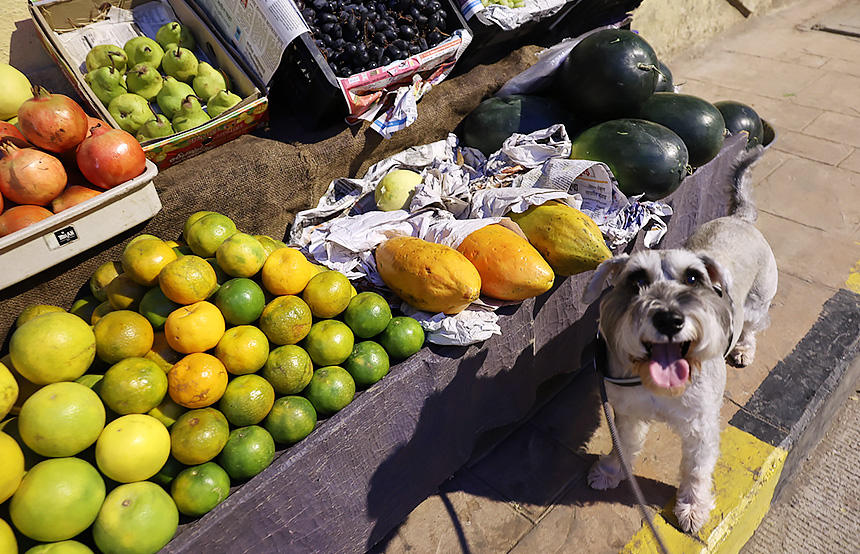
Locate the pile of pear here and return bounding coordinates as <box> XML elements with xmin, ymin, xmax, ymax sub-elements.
<box><xmin>83</xmin><ymin>21</ymin><xmax>243</xmax><ymax>142</ymax></box>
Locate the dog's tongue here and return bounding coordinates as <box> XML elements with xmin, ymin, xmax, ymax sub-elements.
<box><xmin>648</xmin><ymin>343</ymin><xmax>690</xmax><ymax>388</ymax></box>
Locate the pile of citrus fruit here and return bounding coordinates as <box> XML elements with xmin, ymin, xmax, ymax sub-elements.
<box><xmin>0</xmin><ymin>210</ymin><xmax>425</xmax><ymax>553</ymax></box>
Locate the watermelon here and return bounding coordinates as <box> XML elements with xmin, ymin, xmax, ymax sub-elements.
<box><xmin>461</xmin><ymin>95</ymin><xmax>577</xmax><ymax>156</ymax></box>
<box><xmin>638</xmin><ymin>93</ymin><xmax>725</xmax><ymax>167</ymax></box>
<box><xmin>556</xmin><ymin>29</ymin><xmax>659</xmax><ymax>121</ymax></box>
<box><xmin>654</xmin><ymin>61</ymin><xmax>674</xmax><ymax>92</ymax></box>
<box><xmin>570</xmin><ymin>119</ymin><xmax>689</xmax><ymax>200</ymax></box>
<box><xmin>714</xmin><ymin>101</ymin><xmax>763</xmax><ymax>150</ymax></box>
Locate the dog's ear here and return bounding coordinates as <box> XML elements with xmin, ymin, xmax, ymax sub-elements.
<box><xmin>699</xmin><ymin>254</ymin><xmax>733</xmax><ymax>297</ymax></box>
<box><xmin>582</xmin><ymin>254</ymin><xmax>629</xmax><ymax>304</ymax></box>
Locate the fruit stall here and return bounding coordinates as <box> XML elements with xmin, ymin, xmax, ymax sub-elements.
<box><xmin>0</xmin><ymin>0</ymin><xmax>774</xmax><ymax>552</ymax></box>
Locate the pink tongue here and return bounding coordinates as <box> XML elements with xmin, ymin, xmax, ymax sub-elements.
<box><xmin>648</xmin><ymin>343</ymin><xmax>690</xmax><ymax>388</ymax></box>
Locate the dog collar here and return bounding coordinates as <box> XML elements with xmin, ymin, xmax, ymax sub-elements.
<box><xmin>594</xmin><ymin>331</ymin><xmax>643</xmax><ymax>387</ymax></box>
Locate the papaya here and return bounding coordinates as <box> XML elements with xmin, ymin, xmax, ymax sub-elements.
<box><xmin>456</xmin><ymin>224</ymin><xmax>554</xmax><ymax>301</ymax></box>
<box><xmin>375</xmin><ymin>236</ymin><xmax>481</xmax><ymax>315</ymax></box>
<box><xmin>507</xmin><ymin>201</ymin><xmax>611</xmax><ymax>276</ymax></box>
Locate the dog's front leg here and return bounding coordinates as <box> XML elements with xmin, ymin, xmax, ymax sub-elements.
<box><xmin>674</xmin><ymin>421</ymin><xmax>720</xmax><ymax>533</ymax></box>
<box><xmin>588</xmin><ymin>413</ymin><xmax>649</xmax><ymax>490</ymax></box>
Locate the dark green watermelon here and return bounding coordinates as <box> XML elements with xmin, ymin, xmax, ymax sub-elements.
<box><xmin>714</xmin><ymin>100</ymin><xmax>763</xmax><ymax>150</ymax></box>
<box><xmin>461</xmin><ymin>95</ymin><xmax>577</xmax><ymax>156</ymax></box>
<box><xmin>556</xmin><ymin>29</ymin><xmax>660</xmax><ymax>121</ymax></box>
<box><xmin>654</xmin><ymin>61</ymin><xmax>674</xmax><ymax>92</ymax></box>
<box><xmin>638</xmin><ymin>93</ymin><xmax>725</xmax><ymax>167</ymax></box>
<box><xmin>570</xmin><ymin>119</ymin><xmax>689</xmax><ymax>200</ymax></box>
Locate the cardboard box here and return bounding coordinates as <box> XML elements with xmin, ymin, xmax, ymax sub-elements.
<box><xmin>0</xmin><ymin>160</ymin><xmax>161</xmax><ymax>291</ymax></box>
<box><xmin>29</xmin><ymin>0</ymin><xmax>269</xmax><ymax>170</ymax></box>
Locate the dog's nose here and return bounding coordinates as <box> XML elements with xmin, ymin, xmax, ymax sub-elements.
<box><xmin>653</xmin><ymin>310</ymin><xmax>685</xmax><ymax>337</ymax></box>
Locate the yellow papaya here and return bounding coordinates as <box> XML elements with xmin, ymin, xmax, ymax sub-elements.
<box><xmin>457</xmin><ymin>224</ymin><xmax>554</xmax><ymax>301</ymax></box>
<box><xmin>375</xmin><ymin>236</ymin><xmax>481</xmax><ymax>314</ymax></box>
<box><xmin>507</xmin><ymin>201</ymin><xmax>611</xmax><ymax>276</ymax></box>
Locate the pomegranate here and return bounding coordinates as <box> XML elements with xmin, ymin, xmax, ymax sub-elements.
<box><xmin>17</xmin><ymin>86</ymin><xmax>88</xmax><ymax>153</ymax></box>
<box><xmin>84</xmin><ymin>116</ymin><xmax>109</xmax><ymax>139</ymax></box>
<box><xmin>0</xmin><ymin>205</ymin><xmax>53</xmax><ymax>237</ymax></box>
<box><xmin>51</xmin><ymin>185</ymin><xmax>102</xmax><ymax>213</ymax></box>
<box><xmin>0</xmin><ymin>121</ymin><xmax>30</xmax><ymax>148</ymax></box>
<box><xmin>76</xmin><ymin>125</ymin><xmax>146</xmax><ymax>189</ymax></box>
<box><xmin>0</xmin><ymin>142</ymin><xmax>67</xmax><ymax>205</ymax></box>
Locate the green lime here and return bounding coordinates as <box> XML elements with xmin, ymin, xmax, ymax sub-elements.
<box><xmin>263</xmin><ymin>345</ymin><xmax>313</xmax><ymax>395</ymax></box>
<box><xmin>217</xmin><ymin>425</ymin><xmax>275</xmax><ymax>480</ymax></box>
<box><xmin>215</xmin><ymin>278</ymin><xmax>266</xmax><ymax>325</ymax></box>
<box><xmin>218</xmin><ymin>374</ymin><xmax>275</xmax><ymax>426</ymax></box>
<box><xmin>344</xmin><ymin>341</ymin><xmax>390</xmax><ymax>387</ymax></box>
<box><xmin>263</xmin><ymin>396</ymin><xmax>317</xmax><ymax>445</ymax></box>
<box><xmin>379</xmin><ymin>316</ymin><xmax>425</xmax><ymax>360</ymax></box>
<box><xmin>100</xmin><ymin>357</ymin><xmax>168</xmax><ymax>414</ymax></box>
<box><xmin>70</xmin><ymin>296</ymin><xmax>100</xmax><ymax>324</ymax></box>
<box><xmin>343</xmin><ymin>292</ymin><xmax>392</xmax><ymax>338</ymax></box>
<box><xmin>138</xmin><ymin>287</ymin><xmax>181</xmax><ymax>330</ymax></box>
<box><xmin>303</xmin><ymin>366</ymin><xmax>355</xmax><ymax>416</ymax></box>
<box><xmin>303</xmin><ymin>320</ymin><xmax>354</xmax><ymax>366</ymax></box>
<box><xmin>170</xmin><ymin>461</ymin><xmax>231</xmax><ymax>517</ymax></box>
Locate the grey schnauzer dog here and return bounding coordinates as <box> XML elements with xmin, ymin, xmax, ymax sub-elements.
<box><xmin>581</xmin><ymin>151</ymin><xmax>778</xmax><ymax>533</ymax></box>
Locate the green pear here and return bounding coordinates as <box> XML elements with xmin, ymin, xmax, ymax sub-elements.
<box><xmin>84</xmin><ymin>65</ymin><xmax>127</xmax><ymax>106</ymax></box>
<box><xmin>136</xmin><ymin>113</ymin><xmax>174</xmax><ymax>141</ymax></box>
<box><xmin>192</xmin><ymin>62</ymin><xmax>227</xmax><ymax>101</ymax></box>
<box><xmin>108</xmin><ymin>93</ymin><xmax>154</xmax><ymax>134</ymax></box>
<box><xmin>124</xmin><ymin>36</ymin><xmax>164</xmax><ymax>69</ymax></box>
<box><xmin>156</xmin><ymin>76</ymin><xmax>195</xmax><ymax>119</ymax></box>
<box><xmin>85</xmin><ymin>44</ymin><xmax>128</xmax><ymax>72</ymax></box>
<box><xmin>126</xmin><ymin>63</ymin><xmax>164</xmax><ymax>101</ymax></box>
<box><xmin>172</xmin><ymin>95</ymin><xmax>210</xmax><ymax>132</ymax></box>
<box><xmin>161</xmin><ymin>46</ymin><xmax>198</xmax><ymax>83</ymax></box>
<box><xmin>155</xmin><ymin>22</ymin><xmax>196</xmax><ymax>51</ymax></box>
<box><xmin>206</xmin><ymin>90</ymin><xmax>242</xmax><ymax>118</ymax></box>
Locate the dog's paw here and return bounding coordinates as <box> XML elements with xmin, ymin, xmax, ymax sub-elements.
<box><xmin>587</xmin><ymin>459</ymin><xmax>624</xmax><ymax>490</ymax></box>
<box><xmin>728</xmin><ymin>343</ymin><xmax>755</xmax><ymax>368</ymax></box>
<box><xmin>674</xmin><ymin>497</ymin><xmax>713</xmax><ymax>534</ymax></box>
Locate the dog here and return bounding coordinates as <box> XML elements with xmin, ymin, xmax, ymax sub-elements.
<box><xmin>581</xmin><ymin>151</ymin><xmax>778</xmax><ymax>533</ymax></box>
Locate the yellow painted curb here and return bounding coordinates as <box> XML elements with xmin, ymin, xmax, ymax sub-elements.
<box><xmin>845</xmin><ymin>254</ymin><xmax>860</xmax><ymax>295</ymax></box>
<box><xmin>622</xmin><ymin>425</ymin><xmax>787</xmax><ymax>554</ymax></box>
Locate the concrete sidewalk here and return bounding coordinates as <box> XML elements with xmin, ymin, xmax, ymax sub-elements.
<box><xmin>375</xmin><ymin>0</ymin><xmax>860</xmax><ymax>551</ymax></box>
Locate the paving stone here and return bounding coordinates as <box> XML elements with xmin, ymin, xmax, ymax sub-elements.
<box><xmin>527</xmin><ymin>369</ymin><xmax>603</xmax><ymax>458</ymax></box>
<box><xmin>789</xmin><ymin>71</ymin><xmax>860</xmax><ymax>116</ymax></box>
<box><xmin>839</xmin><ymin>149</ymin><xmax>860</xmax><ymax>174</ymax></box>
<box><xmin>818</xmin><ymin>56</ymin><xmax>860</xmax><ymax>78</ymax></box>
<box><xmin>802</xmin><ymin>111</ymin><xmax>860</xmax><ymax>149</ymax></box>
<box><xmin>771</xmin><ymin>130</ymin><xmax>853</xmax><ymax>165</ymax></box>
<box><xmin>720</xmin><ymin>28</ymin><xmax>830</xmax><ymax>68</ymax></box>
<box><xmin>751</xmin><ymin>149</ymin><xmax>796</xmax><ymax>185</ymax></box>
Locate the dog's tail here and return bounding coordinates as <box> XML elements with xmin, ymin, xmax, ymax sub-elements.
<box><xmin>730</xmin><ymin>144</ymin><xmax>765</xmax><ymax>223</ymax></box>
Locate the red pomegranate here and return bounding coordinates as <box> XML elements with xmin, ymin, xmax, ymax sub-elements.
<box><xmin>0</xmin><ymin>142</ymin><xmax>67</xmax><ymax>205</ymax></box>
<box><xmin>17</xmin><ymin>86</ymin><xmax>89</xmax><ymax>153</ymax></box>
<box><xmin>0</xmin><ymin>205</ymin><xmax>54</xmax><ymax>237</ymax></box>
<box><xmin>76</xmin><ymin>125</ymin><xmax>146</xmax><ymax>189</ymax></box>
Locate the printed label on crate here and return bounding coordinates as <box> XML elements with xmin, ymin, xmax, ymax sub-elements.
<box><xmin>45</xmin><ymin>226</ymin><xmax>80</xmax><ymax>250</ymax></box>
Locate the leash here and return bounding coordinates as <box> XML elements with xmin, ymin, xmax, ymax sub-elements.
<box><xmin>594</xmin><ymin>333</ymin><xmax>671</xmax><ymax>554</ymax></box>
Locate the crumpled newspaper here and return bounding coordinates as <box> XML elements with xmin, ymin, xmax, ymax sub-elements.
<box><xmin>459</xmin><ymin>0</ymin><xmax>568</xmax><ymax>32</ymax></box>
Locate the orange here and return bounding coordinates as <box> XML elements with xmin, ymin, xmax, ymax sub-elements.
<box><xmin>170</xmin><ymin>462</ymin><xmax>230</xmax><ymax>517</ymax></box>
<box><xmin>344</xmin><ymin>340</ymin><xmax>390</xmax><ymax>387</ymax></box>
<box><xmin>92</xmin><ymin>481</ymin><xmax>178</xmax><ymax>554</ymax></box>
<box><xmin>0</xmin><ymin>360</ymin><xmax>18</xmax><ymax>421</ymax></box>
<box><xmin>258</xmin><ymin>295</ymin><xmax>313</xmax><ymax>345</ymax></box>
<box><xmin>93</xmin><ymin>310</ymin><xmax>155</xmax><ymax>364</ymax></box>
<box><xmin>105</xmin><ymin>273</ymin><xmax>148</xmax><ymax>310</ymax></box>
<box><xmin>214</xmin><ymin>325</ymin><xmax>269</xmax><ymax>375</ymax></box>
<box><xmin>70</xmin><ymin>296</ymin><xmax>100</xmax><ymax>323</ymax></box>
<box><xmin>138</xmin><ymin>287</ymin><xmax>181</xmax><ymax>330</ymax></box>
<box><xmin>15</xmin><ymin>304</ymin><xmax>65</xmax><ymax>328</ymax></box>
<box><xmin>218</xmin><ymin>374</ymin><xmax>275</xmax><ymax>426</ymax></box>
<box><xmin>261</xmin><ymin>247</ymin><xmax>315</xmax><ymax>295</ymax></box>
<box><xmin>216</xmin><ymin>232</ymin><xmax>267</xmax><ymax>278</ymax></box>
<box><xmin>126</xmin><ymin>234</ymin><xmax>159</xmax><ymax>248</ymax></box>
<box><xmin>380</xmin><ymin>316</ymin><xmax>425</xmax><ymax>360</ymax></box>
<box><xmin>303</xmin><ymin>366</ymin><xmax>355</xmax><ymax>416</ymax></box>
<box><xmin>147</xmin><ymin>395</ymin><xmax>186</xmax><ymax>428</ymax></box>
<box><xmin>90</xmin><ymin>261</ymin><xmax>123</xmax><ymax>301</ymax></box>
<box><xmin>18</xmin><ymin>382</ymin><xmax>105</xmax><ymax>457</ymax></box>
<box><xmin>343</xmin><ymin>291</ymin><xmax>392</xmax><ymax>338</ymax></box>
<box><xmin>10</xmin><ymin>312</ymin><xmax>96</xmax><ymax>384</ymax></box>
<box><xmin>95</xmin><ymin>414</ymin><xmax>171</xmax><ymax>483</ymax></box>
<box><xmin>169</xmin><ymin>407</ymin><xmax>230</xmax><ymax>465</ymax></box>
<box><xmin>158</xmin><ymin>255</ymin><xmax>218</xmax><ymax>305</ymax></box>
<box><xmin>145</xmin><ymin>332</ymin><xmax>183</xmax><ymax>373</ymax></box>
<box><xmin>90</xmin><ymin>300</ymin><xmax>114</xmax><ymax>324</ymax></box>
<box><xmin>264</xmin><ymin>396</ymin><xmax>317</xmax><ymax>445</ymax></box>
<box><xmin>263</xmin><ymin>345</ymin><xmax>313</xmax><ymax>395</ymax></box>
<box><xmin>0</xmin><ymin>431</ymin><xmax>25</xmax><ymax>503</ymax></box>
<box><xmin>26</xmin><ymin>540</ymin><xmax>93</xmax><ymax>553</ymax></box>
<box><xmin>100</xmin><ymin>357</ymin><xmax>168</xmax><ymax>414</ymax></box>
<box><xmin>163</xmin><ymin>301</ymin><xmax>225</xmax><ymax>354</ymax></box>
<box><xmin>217</xmin><ymin>425</ymin><xmax>275</xmax><ymax>480</ymax></box>
<box><xmin>183</xmin><ymin>210</ymin><xmax>214</xmax><ymax>239</ymax></box>
<box><xmin>168</xmin><ymin>353</ymin><xmax>228</xmax><ymax>408</ymax></box>
<box><xmin>302</xmin><ymin>270</ymin><xmax>353</xmax><ymax>318</ymax></box>
<box><xmin>10</xmin><ymin>457</ymin><xmax>105</xmax><ymax>542</ymax></box>
<box><xmin>254</xmin><ymin>235</ymin><xmax>280</xmax><ymax>257</ymax></box>
<box><xmin>303</xmin><ymin>320</ymin><xmax>354</xmax><ymax>366</ymax></box>
<box><xmin>0</xmin><ymin>516</ymin><xmax>16</xmax><ymax>554</ymax></box>
<box><xmin>121</xmin><ymin>237</ymin><xmax>178</xmax><ymax>286</ymax></box>
<box><xmin>214</xmin><ymin>278</ymin><xmax>265</xmax><ymax>325</ymax></box>
<box><xmin>185</xmin><ymin>212</ymin><xmax>237</xmax><ymax>258</ymax></box>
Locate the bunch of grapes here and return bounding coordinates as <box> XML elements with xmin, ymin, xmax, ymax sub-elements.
<box><xmin>296</xmin><ymin>0</ymin><xmax>453</xmax><ymax>77</ymax></box>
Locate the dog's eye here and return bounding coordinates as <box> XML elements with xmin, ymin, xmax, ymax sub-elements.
<box><xmin>684</xmin><ymin>269</ymin><xmax>703</xmax><ymax>286</ymax></box>
<box><xmin>627</xmin><ymin>270</ymin><xmax>650</xmax><ymax>290</ymax></box>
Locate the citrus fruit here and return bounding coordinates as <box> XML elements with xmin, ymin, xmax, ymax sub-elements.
<box><xmin>144</xmin><ymin>332</ymin><xmax>182</xmax><ymax>373</ymax></box>
<box><xmin>170</xmin><ymin>462</ymin><xmax>230</xmax><ymax>517</ymax></box>
<box><xmin>304</xmin><ymin>320</ymin><xmax>354</xmax><ymax>366</ymax></box>
<box><xmin>218</xmin><ymin>374</ymin><xmax>275</xmax><ymax>426</ymax></box>
<box><xmin>90</xmin><ymin>301</ymin><xmax>114</xmax><ymax>324</ymax></box>
<box><xmin>147</xmin><ymin>395</ymin><xmax>186</xmax><ymax>428</ymax></box>
<box><xmin>263</xmin><ymin>345</ymin><xmax>313</xmax><ymax>395</ymax></box>
<box><xmin>185</xmin><ymin>212</ymin><xmax>237</xmax><ymax>258</ymax></box>
<box><xmin>138</xmin><ymin>287</ymin><xmax>180</xmax><ymax>330</ymax></box>
<box><xmin>258</xmin><ymin>295</ymin><xmax>313</xmax><ymax>345</ymax></box>
<box><xmin>263</xmin><ymin>396</ymin><xmax>317</xmax><ymax>445</ymax></box>
<box><xmin>217</xmin><ymin>425</ymin><xmax>275</xmax><ymax>480</ymax></box>
<box><xmin>18</xmin><ymin>382</ymin><xmax>105</xmax><ymax>457</ymax></box>
<box><xmin>344</xmin><ymin>291</ymin><xmax>392</xmax><ymax>338</ymax></box>
<box><xmin>105</xmin><ymin>273</ymin><xmax>148</xmax><ymax>310</ymax></box>
<box><xmin>254</xmin><ymin>235</ymin><xmax>280</xmax><ymax>256</ymax></box>
<box><xmin>75</xmin><ymin>373</ymin><xmax>104</xmax><ymax>391</ymax></box>
<box><xmin>15</xmin><ymin>304</ymin><xmax>65</xmax><ymax>327</ymax></box>
<box><xmin>379</xmin><ymin>316</ymin><xmax>425</xmax><ymax>359</ymax></box>
<box><xmin>205</xmin><ymin>257</ymin><xmax>231</xmax><ymax>290</ymax></box>
<box><xmin>303</xmin><ymin>366</ymin><xmax>355</xmax><ymax>416</ymax></box>
<box><xmin>167</xmin><ymin>353</ymin><xmax>228</xmax><ymax>408</ymax></box>
<box><xmin>7</xmin><ymin>356</ymin><xmax>41</xmax><ymax>416</ymax></box>
<box><xmin>215</xmin><ymin>278</ymin><xmax>265</xmax><ymax>325</ymax></box>
<box><xmin>92</xmin><ymin>481</ymin><xmax>178</xmax><ymax>554</ymax></box>
<box><xmin>215</xmin><ymin>233</ymin><xmax>267</xmax><ymax>278</ymax></box>
<box><xmin>25</xmin><ymin>540</ymin><xmax>94</xmax><ymax>553</ymax></box>
<box><xmin>93</xmin><ymin>310</ymin><xmax>155</xmax><ymax>364</ymax></box>
<box><xmin>310</xmin><ymin>263</ymin><xmax>328</xmax><ymax>276</ymax></box>
<box><xmin>183</xmin><ymin>210</ymin><xmax>214</xmax><ymax>240</ymax></box>
<box><xmin>70</xmin><ymin>296</ymin><xmax>99</xmax><ymax>323</ymax></box>
<box><xmin>121</xmin><ymin>238</ymin><xmax>178</xmax><ymax>287</ymax></box>
<box><xmin>0</xmin><ymin>360</ymin><xmax>19</xmax><ymax>420</ymax></box>
<box><xmin>344</xmin><ymin>341</ymin><xmax>390</xmax><ymax>387</ymax></box>
<box><xmin>100</xmin><ymin>357</ymin><xmax>168</xmax><ymax>414</ymax></box>
<box><xmin>173</xmin><ymin>244</ymin><xmax>194</xmax><ymax>257</ymax></box>
<box><xmin>10</xmin><ymin>457</ymin><xmax>105</xmax><ymax>542</ymax></box>
<box><xmin>261</xmin><ymin>248</ymin><xmax>315</xmax><ymax>295</ymax></box>
<box><xmin>169</xmin><ymin>407</ymin><xmax>230</xmax><ymax>465</ymax></box>
<box><xmin>95</xmin><ymin>414</ymin><xmax>171</xmax><ymax>483</ymax></box>
<box><xmin>0</xmin><ymin>431</ymin><xmax>25</xmax><ymax>503</ymax></box>
<box><xmin>215</xmin><ymin>325</ymin><xmax>269</xmax><ymax>375</ymax></box>
<box><xmin>150</xmin><ymin>456</ymin><xmax>185</xmax><ymax>487</ymax></box>
<box><xmin>126</xmin><ymin>234</ymin><xmax>160</xmax><ymax>248</ymax></box>
<box><xmin>10</xmin><ymin>312</ymin><xmax>96</xmax><ymax>384</ymax></box>
<box><xmin>163</xmin><ymin>301</ymin><xmax>225</xmax><ymax>354</ymax></box>
<box><xmin>0</xmin><ymin>517</ymin><xmax>16</xmax><ymax>554</ymax></box>
<box><xmin>90</xmin><ymin>261</ymin><xmax>123</xmax><ymax>302</ymax></box>
<box><xmin>302</xmin><ymin>270</ymin><xmax>353</xmax><ymax>318</ymax></box>
<box><xmin>158</xmin><ymin>255</ymin><xmax>218</xmax><ymax>305</ymax></box>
